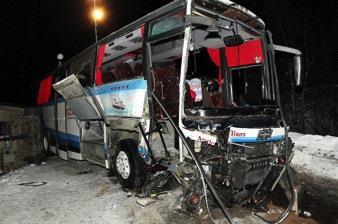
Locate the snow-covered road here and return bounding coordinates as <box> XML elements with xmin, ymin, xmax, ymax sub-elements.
<box><xmin>0</xmin><ymin>157</ymin><xmax>266</xmax><ymax>224</ymax></box>
<box><xmin>1</xmin><ymin>131</ymin><xmax>337</xmax><ymax>224</ymax></box>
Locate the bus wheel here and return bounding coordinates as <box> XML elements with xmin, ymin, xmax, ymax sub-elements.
<box><xmin>42</xmin><ymin>133</ymin><xmax>50</xmax><ymax>153</ymax></box>
<box><xmin>114</xmin><ymin>140</ymin><xmax>148</xmax><ymax>189</ymax></box>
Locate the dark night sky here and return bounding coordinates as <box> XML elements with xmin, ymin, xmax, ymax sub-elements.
<box><xmin>0</xmin><ymin>0</ymin><xmax>337</xmax><ymax>107</ymax></box>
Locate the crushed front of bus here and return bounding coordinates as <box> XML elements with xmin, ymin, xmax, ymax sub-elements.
<box><xmin>176</xmin><ymin>0</ymin><xmax>293</xmax><ymax>211</ymax></box>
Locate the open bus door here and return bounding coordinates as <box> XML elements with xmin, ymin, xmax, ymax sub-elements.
<box><xmin>53</xmin><ymin>75</ymin><xmax>109</xmax><ymax>166</ymax></box>
<box><xmin>53</xmin><ymin>74</ymin><xmax>102</xmax><ymax>121</ymax></box>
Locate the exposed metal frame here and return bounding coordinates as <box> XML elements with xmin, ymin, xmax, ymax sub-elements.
<box><xmin>261</xmin><ymin>30</ymin><xmax>272</xmax><ymax>99</ymax></box>
<box><xmin>178</xmin><ymin>0</ymin><xmax>193</xmax><ymax>162</ymax></box>
<box><xmin>211</xmin><ymin>0</ymin><xmax>265</xmax><ymax>26</ymax></box>
<box><xmin>192</xmin><ymin>5</ymin><xmax>263</xmax><ymax>36</ymax></box>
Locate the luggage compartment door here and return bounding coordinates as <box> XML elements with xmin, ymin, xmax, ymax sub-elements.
<box><xmin>53</xmin><ymin>74</ymin><xmax>101</xmax><ymax>121</ymax></box>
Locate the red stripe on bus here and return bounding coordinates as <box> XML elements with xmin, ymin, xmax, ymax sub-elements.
<box><xmin>95</xmin><ymin>44</ymin><xmax>107</xmax><ymax>86</ymax></box>
<box><xmin>37</xmin><ymin>75</ymin><xmax>53</xmax><ymax>105</ymax></box>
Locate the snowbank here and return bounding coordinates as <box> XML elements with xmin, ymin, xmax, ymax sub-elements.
<box><xmin>289</xmin><ymin>132</ymin><xmax>338</xmax><ymax>181</ymax></box>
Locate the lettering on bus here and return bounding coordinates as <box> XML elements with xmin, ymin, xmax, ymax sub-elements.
<box><xmin>230</xmin><ymin>130</ymin><xmax>246</xmax><ymax>137</ymax></box>
<box><xmin>66</xmin><ymin>106</ymin><xmax>76</xmax><ymax>118</ymax></box>
<box><xmin>197</xmin><ymin>136</ymin><xmax>216</xmax><ymax>145</ymax></box>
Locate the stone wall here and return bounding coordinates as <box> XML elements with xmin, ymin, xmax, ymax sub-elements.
<box><xmin>0</xmin><ymin>105</ymin><xmax>41</xmax><ymax>172</ymax></box>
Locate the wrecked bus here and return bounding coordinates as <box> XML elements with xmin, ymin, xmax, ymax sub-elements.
<box><xmin>36</xmin><ymin>0</ymin><xmax>302</xmax><ymax>222</ymax></box>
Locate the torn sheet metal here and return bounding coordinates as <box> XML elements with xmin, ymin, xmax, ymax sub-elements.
<box><xmin>53</xmin><ymin>75</ymin><xmax>101</xmax><ymax>120</ymax></box>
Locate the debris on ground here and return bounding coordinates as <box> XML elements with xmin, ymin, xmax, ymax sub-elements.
<box><xmin>136</xmin><ymin>197</ymin><xmax>157</xmax><ymax>207</ymax></box>
<box><xmin>18</xmin><ymin>181</ymin><xmax>48</xmax><ymax>187</ymax></box>
<box><xmin>126</xmin><ymin>191</ymin><xmax>132</xmax><ymax>197</ymax></box>
<box><xmin>139</xmin><ymin>170</ymin><xmax>173</xmax><ymax>197</ymax></box>
<box><xmin>303</xmin><ymin>211</ymin><xmax>312</xmax><ymax>218</ymax></box>
<box><xmin>76</xmin><ymin>170</ymin><xmax>93</xmax><ymax>175</ymax></box>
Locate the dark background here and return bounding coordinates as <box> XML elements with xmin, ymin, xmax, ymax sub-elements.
<box><xmin>0</xmin><ymin>0</ymin><xmax>337</xmax><ymax>136</ymax></box>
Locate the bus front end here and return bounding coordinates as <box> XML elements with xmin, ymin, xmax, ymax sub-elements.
<box><xmin>174</xmin><ymin>0</ymin><xmax>300</xmax><ymax>215</ymax></box>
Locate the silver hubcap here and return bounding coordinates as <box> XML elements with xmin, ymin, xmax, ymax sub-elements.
<box><xmin>43</xmin><ymin>137</ymin><xmax>49</xmax><ymax>151</ymax></box>
<box><xmin>116</xmin><ymin>151</ymin><xmax>130</xmax><ymax>179</ymax></box>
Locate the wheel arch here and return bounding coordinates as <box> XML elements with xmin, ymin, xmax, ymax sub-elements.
<box><xmin>112</xmin><ymin>133</ymin><xmax>149</xmax><ymax>189</ymax></box>
<box><xmin>108</xmin><ymin>130</ymin><xmax>140</xmax><ymax>165</ymax></box>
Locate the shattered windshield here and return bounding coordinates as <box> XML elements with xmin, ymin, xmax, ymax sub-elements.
<box><xmin>184</xmin><ymin>25</ymin><xmax>275</xmax><ymax>115</ymax></box>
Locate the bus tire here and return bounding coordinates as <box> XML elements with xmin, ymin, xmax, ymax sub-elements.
<box><xmin>114</xmin><ymin>140</ymin><xmax>148</xmax><ymax>189</ymax></box>
<box><xmin>42</xmin><ymin>132</ymin><xmax>50</xmax><ymax>153</ymax></box>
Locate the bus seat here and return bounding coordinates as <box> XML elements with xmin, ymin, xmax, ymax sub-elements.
<box><xmin>116</xmin><ymin>63</ymin><xmax>133</xmax><ymax>80</ymax></box>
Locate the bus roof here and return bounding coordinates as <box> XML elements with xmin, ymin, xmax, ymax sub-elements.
<box><xmin>212</xmin><ymin>0</ymin><xmax>265</xmax><ymax>27</ymax></box>
<box><xmin>45</xmin><ymin>0</ymin><xmax>265</xmax><ymax>78</ymax></box>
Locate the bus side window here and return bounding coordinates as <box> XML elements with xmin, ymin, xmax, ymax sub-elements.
<box><xmin>98</xmin><ymin>26</ymin><xmax>144</xmax><ymax>85</ymax></box>
<box><xmin>77</xmin><ymin>64</ymin><xmax>92</xmax><ymax>86</ymax></box>
<box><xmin>68</xmin><ymin>49</ymin><xmax>96</xmax><ymax>86</ymax></box>
<box><xmin>100</xmin><ymin>49</ymin><xmax>143</xmax><ymax>84</ymax></box>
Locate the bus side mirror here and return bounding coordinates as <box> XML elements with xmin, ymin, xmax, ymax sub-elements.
<box><xmin>273</xmin><ymin>45</ymin><xmax>303</xmax><ymax>87</ymax></box>
<box><xmin>294</xmin><ymin>55</ymin><xmax>302</xmax><ymax>86</ymax></box>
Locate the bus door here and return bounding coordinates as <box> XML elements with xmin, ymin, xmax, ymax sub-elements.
<box><xmin>53</xmin><ymin>71</ymin><xmax>68</xmax><ymax>160</ymax></box>
<box><xmin>145</xmin><ymin>11</ymin><xmax>186</xmax><ymax>158</ymax></box>
<box><xmin>53</xmin><ymin>74</ymin><xmax>107</xmax><ymax>165</ymax></box>
<box><xmin>53</xmin><ymin>74</ymin><xmax>101</xmax><ymax>120</ymax></box>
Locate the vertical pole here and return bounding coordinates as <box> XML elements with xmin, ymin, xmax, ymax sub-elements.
<box><xmin>220</xmin><ymin>47</ymin><xmax>232</xmax><ymax>105</ymax></box>
<box><xmin>65</xmin><ymin>104</ymin><xmax>69</xmax><ymax>154</ymax></box>
<box><xmin>178</xmin><ymin>0</ymin><xmax>192</xmax><ymax>162</ymax></box>
<box><xmin>103</xmin><ymin>122</ymin><xmax>109</xmax><ymax>168</ymax></box>
<box><xmin>54</xmin><ymin>54</ymin><xmax>63</xmax><ymax>155</ymax></box>
<box><xmin>54</xmin><ymin>76</ymin><xmax>59</xmax><ymax>155</ymax></box>
<box><xmin>94</xmin><ymin>0</ymin><xmax>98</xmax><ymax>43</ymax></box>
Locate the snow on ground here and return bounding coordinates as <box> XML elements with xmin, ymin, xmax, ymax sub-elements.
<box><xmin>0</xmin><ymin>157</ymin><xmax>265</xmax><ymax>224</ymax></box>
<box><xmin>2</xmin><ymin>132</ymin><xmax>336</xmax><ymax>224</ymax></box>
<box><xmin>289</xmin><ymin>132</ymin><xmax>338</xmax><ymax>181</ymax></box>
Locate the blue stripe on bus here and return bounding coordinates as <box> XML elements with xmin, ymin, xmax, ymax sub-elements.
<box><xmin>229</xmin><ymin>135</ymin><xmax>284</xmax><ymax>143</ymax></box>
<box><xmin>92</xmin><ymin>79</ymin><xmax>147</xmax><ymax>95</ymax></box>
<box><xmin>58</xmin><ymin>133</ymin><xmax>80</xmax><ymax>148</ymax></box>
<box><xmin>39</xmin><ymin>79</ymin><xmax>146</xmax><ymax>107</ymax></box>
<box><xmin>46</xmin><ymin>128</ymin><xmax>80</xmax><ymax>148</ymax></box>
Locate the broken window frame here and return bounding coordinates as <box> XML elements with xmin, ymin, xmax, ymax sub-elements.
<box><xmin>179</xmin><ymin>8</ymin><xmax>277</xmax><ymax>116</ymax></box>
<box><xmin>191</xmin><ymin>5</ymin><xmax>275</xmax><ymax>102</ymax></box>
<box><xmin>145</xmin><ymin>8</ymin><xmax>187</xmax><ymax>122</ymax></box>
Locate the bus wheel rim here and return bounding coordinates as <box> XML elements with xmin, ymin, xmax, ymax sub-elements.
<box><xmin>116</xmin><ymin>151</ymin><xmax>130</xmax><ymax>179</ymax></box>
<box><xmin>43</xmin><ymin>137</ymin><xmax>49</xmax><ymax>151</ymax></box>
